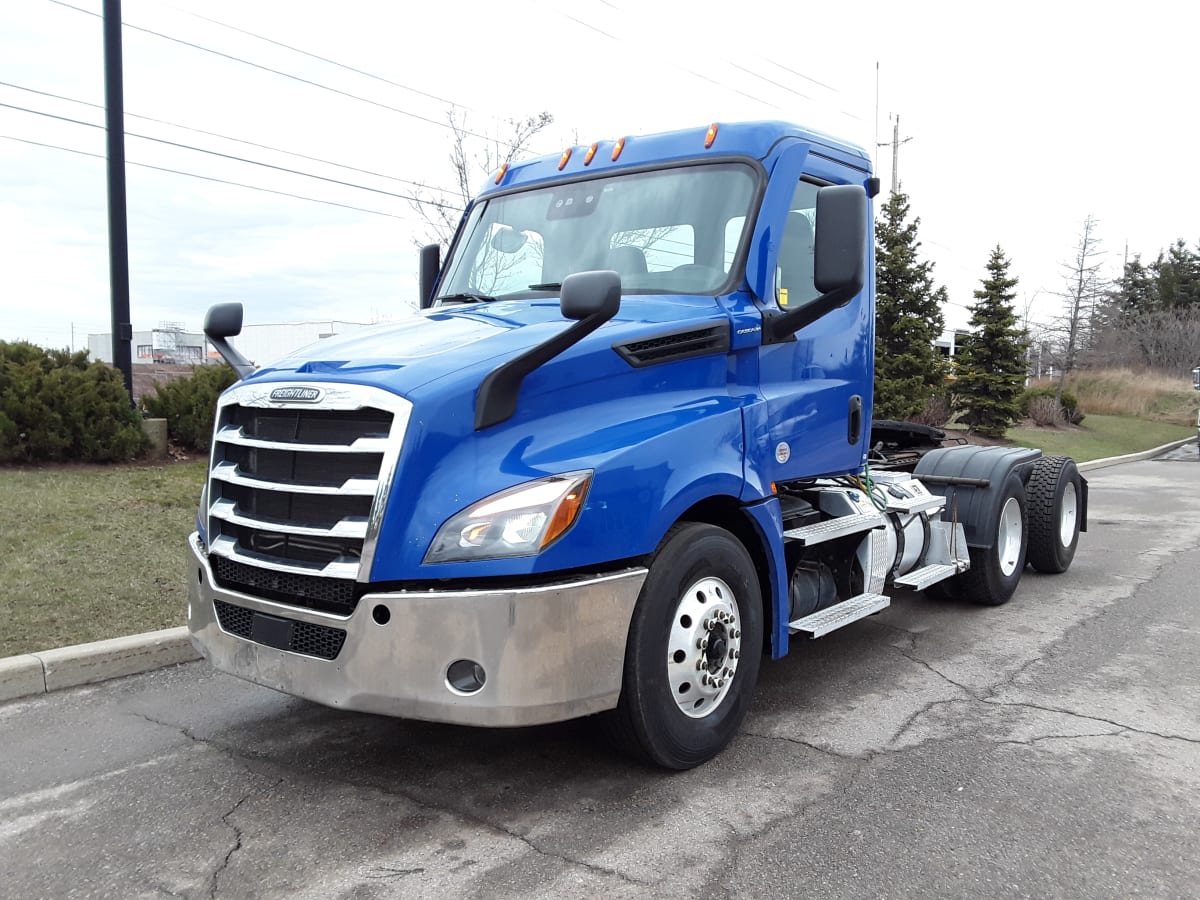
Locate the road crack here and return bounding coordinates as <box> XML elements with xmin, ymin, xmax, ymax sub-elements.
<box><xmin>209</xmin><ymin>790</ymin><xmax>252</xmax><ymax>900</ymax></box>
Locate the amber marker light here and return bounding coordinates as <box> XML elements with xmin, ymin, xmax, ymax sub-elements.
<box><xmin>584</xmin><ymin>142</ymin><xmax>599</xmax><ymax>165</ymax></box>
<box><xmin>611</xmin><ymin>137</ymin><xmax>626</xmax><ymax>161</ymax></box>
<box><xmin>558</xmin><ymin>147</ymin><xmax>573</xmax><ymax>170</ymax></box>
<box><xmin>705</xmin><ymin>123</ymin><xmax>719</xmax><ymax>148</ymax></box>
<box><xmin>494</xmin><ymin>163</ymin><xmax>508</xmax><ymax>184</ymax></box>
<box><xmin>541</xmin><ymin>479</ymin><xmax>591</xmax><ymax>548</ymax></box>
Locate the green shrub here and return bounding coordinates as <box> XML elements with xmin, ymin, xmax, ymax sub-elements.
<box><xmin>1018</xmin><ymin>386</ymin><xmax>1085</xmax><ymax>425</ymax></box>
<box><xmin>0</xmin><ymin>341</ymin><xmax>147</xmax><ymax>463</ymax></box>
<box><xmin>144</xmin><ymin>364</ymin><xmax>237</xmax><ymax>451</ymax></box>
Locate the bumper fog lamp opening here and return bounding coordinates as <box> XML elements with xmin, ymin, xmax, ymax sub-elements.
<box><xmin>446</xmin><ymin>659</ymin><xmax>487</xmax><ymax>695</ymax></box>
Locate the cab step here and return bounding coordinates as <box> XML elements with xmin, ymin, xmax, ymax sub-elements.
<box><xmin>789</xmin><ymin>592</ymin><xmax>890</xmax><ymax>638</ymax></box>
<box><xmin>892</xmin><ymin>563</ymin><xmax>960</xmax><ymax>591</ymax></box>
<box><xmin>783</xmin><ymin>512</ymin><xmax>885</xmax><ymax>547</ymax></box>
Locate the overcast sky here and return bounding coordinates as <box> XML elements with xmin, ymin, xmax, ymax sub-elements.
<box><xmin>2</xmin><ymin>0</ymin><xmax>1197</xmax><ymax>352</ymax></box>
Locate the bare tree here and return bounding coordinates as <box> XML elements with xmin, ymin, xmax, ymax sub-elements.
<box><xmin>1050</xmin><ymin>215</ymin><xmax>1108</xmax><ymax>402</ymax></box>
<box><xmin>410</xmin><ymin>108</ymin><xmax>554</xmax><ymax>249</ymax></box>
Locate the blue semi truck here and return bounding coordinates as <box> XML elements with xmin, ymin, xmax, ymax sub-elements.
<box><xmin>188</xmin><ymin>120</ymin><xmax>1086</xmax><ymax>768</ymax></box>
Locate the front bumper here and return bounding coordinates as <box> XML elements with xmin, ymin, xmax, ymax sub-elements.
<box><xmin>186</xmin><ymin>533</ymin><xmax>646</xmax><ymax>727</ymax></box>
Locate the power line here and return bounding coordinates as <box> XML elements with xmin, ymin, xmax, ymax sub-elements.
<box><xmin>1</xmin><ymin>134</ymin><xmax>420</xmax><ymax>221</ymax></box>
<box><xmin>169</xmin><ymin>4</ymin><xmax>487</xmax><ymax>119</ymax></box>
<box><xmin>44</xmin><ymin>0</ymin><xmax>526</xmax><ymax>152</ymax></box>
<box><xmin>0</xmin><ymin>80</ymin><xmax>462</xmax><ymax>199</ymax></box>
<box><xmin>1</xmin><ymin>99</ymin><xmax>466</xmax><ymax>213</ymax></box>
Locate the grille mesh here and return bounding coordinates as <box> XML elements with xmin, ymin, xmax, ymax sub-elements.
<box><xmin>214</xmin><ymin>599</ymin><xmax>346</xmax><ymax>661</ymax></box>
<box><xmin>212</xmin><ymin>555</ymin><xmax>357</xmax><ymax>614</ymax></box>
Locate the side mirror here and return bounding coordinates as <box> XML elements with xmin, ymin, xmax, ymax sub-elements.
<box><xmin>814</xmin><ymin>184</ymin><xmax>867</xmax><ymax>295</ymax></box>
<box><xmin>419</xmin><ymin>244</ymin><xmax>441</xmax><ymax>309</ymax></box>
<box><xmin>203</xmin><ymin>303</ymin><xmax>255</xmax><ymax>380</ymax></box>
<box><xmin>765</xmin><ymin>184</ymin><xmax>868</xmax><ymax>342</ymax></box>
<box><xmin>560</xmin><ymin>269</ymin><xmax>621</xmax><ymax>321</ymax></box>
<box><xmin>204</xmin><ymin>302</ymin><xmax>243</xmax><ymax>339</ymax></box>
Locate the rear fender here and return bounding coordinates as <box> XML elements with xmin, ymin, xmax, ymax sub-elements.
<box><xmin>914</xmin><ymin>446</ymin><xmax>1042</xmax><ymax>549</ymax></box>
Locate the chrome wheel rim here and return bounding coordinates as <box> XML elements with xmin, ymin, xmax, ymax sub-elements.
<box><xmin>1059</xmin><ymin>482</ymin><xmax>1078</xmax><ymax>547</ymax></box>
<box><xmin>667</xmin><ymin>576</ymin><xmax>742</xmax><ymax>719</ymax></box>
<box><xmin>997</xmin><ymin>496</ymin><xmax>1023</xmax><ymax>577</ymax></box>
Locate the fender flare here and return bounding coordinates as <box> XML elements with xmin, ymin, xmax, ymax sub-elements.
<box><xmin>914</xmin><ymin>446</ymin><xmax>1042</xmax><ymax>549</ymax></box>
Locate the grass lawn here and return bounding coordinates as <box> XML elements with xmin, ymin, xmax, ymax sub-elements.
<box><xmin>1007</xmin><ymin>414</ymin><xmax>1195</xmax><ymax>462</ymax></box>
<box><xmin>0</xmin><ymin>460</ymin><xmax>206</xmax><ymax>658</ymax></box>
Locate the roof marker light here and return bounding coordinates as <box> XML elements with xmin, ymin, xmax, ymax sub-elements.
<box><xmin>611</xmin><ymin>137</ymin><xmax>626</xmax><ymax>161</ymax></box>
<box><xmin>584</xmin><ymin>142</ymin><xmax>599</xmax><ymax>166</ymax></box>
<box><xmin>558</xmin><ymin>147</ymin><xmax>573</xmax><ymax>170</ymax></box>
<box><xmin>494</xmin><ymin>163</ymin><xmax>508</xmax><ymax>185</ymax></box>
<box><xmin>705</xmin><ymin>123</ymin><xmax>719</xmax><ymax>149</ymax></box>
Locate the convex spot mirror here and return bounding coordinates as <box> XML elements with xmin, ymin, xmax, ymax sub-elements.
<box><xmin>560</xmin><ymin>269</ymin><xmax>621</xmax><ymax>321</ymax></box>
<box><xmin>490</xmin><ymin>225</ymin><xmax>529</xmax><ymax>254</ymax></box>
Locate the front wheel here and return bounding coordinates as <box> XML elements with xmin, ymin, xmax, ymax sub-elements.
<box><xmin>608</xmin><ymin>522</ymin><xmax>763</xmax><ymax>769</ymax></box>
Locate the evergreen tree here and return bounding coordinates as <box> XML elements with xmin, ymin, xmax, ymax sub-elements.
<box><xmin>873</xmin><ymin>191</ymin><xmax>947</xmax><ymax>419</ymax></box>
<box><xmin>955</xmin><ymin>246</ymin><xmax>1026</xmax><ymax>438</ymax></box>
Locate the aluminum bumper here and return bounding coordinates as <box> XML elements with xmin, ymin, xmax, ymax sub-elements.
<box><xmin>186</xmin><ymin>533</ymin><xmax>646</xmax><ymax>727</ymax></box>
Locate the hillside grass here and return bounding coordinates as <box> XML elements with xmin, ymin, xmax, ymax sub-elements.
<box><xmin>1007</xmin><ymin>414</ymin><xmax>1194</xmax><ymax>462</ymax></box>
<box><xmin>1036</xmin><ymin>369</ymin><xmax>1197</xmax><ymax>425</ymax></box>
<box><xmin>0</xmin><ymin>461</ymin><xmax>205</xmax><ymax>657</ymax></box>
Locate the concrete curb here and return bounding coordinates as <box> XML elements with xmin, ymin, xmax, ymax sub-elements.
<box><xmin>0</xmin><ymin>627</ymin><xmax>199</xmax><ymax>704</ymax></box>
<box><xmin>1077</xmin><ymin>436</ymin><xmax>1197</xmax><ymax>472</ymax></box>
<box><xmin>1</xmin><ymin>437</ymin><xmax>1195</xmax><ymax>705</ymax></box>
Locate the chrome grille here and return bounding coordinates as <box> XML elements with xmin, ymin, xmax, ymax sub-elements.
<box><xmin>204</xmin><ymin>382</ymin><xmax>412</xmax><ymax>613</ymax></box>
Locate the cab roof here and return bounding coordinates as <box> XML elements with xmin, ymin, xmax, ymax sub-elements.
<box><xmin>478</xmin><ymin>120</ymin><xmax>871</xmax><ymax>198</ymax></box>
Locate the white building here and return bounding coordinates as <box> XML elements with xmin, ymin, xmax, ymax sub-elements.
<box><xmin>88</xmin><ymin>320</ymin><xmax>373</xmax><ymax>368</ymax></box>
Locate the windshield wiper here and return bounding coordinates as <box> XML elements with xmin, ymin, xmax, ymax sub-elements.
<box><xmin>527</xmin><ymin>282</ymin><xmax>562</xmax><ymax>292</ymax></box>
<box><xmin>437</xmin><ymin>292</ymin><xmax>496</xmax><ymax>303</ymax></box>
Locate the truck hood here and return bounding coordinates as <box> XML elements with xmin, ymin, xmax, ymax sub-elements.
<box><xmin>249</xmin><ymin>295</ymin><xmax>728</xmax><ymax>397</ymax></box>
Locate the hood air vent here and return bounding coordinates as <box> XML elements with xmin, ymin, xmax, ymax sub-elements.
<box><xmin>614</xmin><ymin>324</ymin><xmax>730</xmax><ymax>368</ymax></box>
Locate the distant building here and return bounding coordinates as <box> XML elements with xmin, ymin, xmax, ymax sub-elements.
<box><xmin>88</xmin><ymin>319</ymin><xmax>373</xmax><ymax>368</ymax></box>
<box><xmin>88</xmin><ymin>324</ymin><xmax>205</xmax><ymax>365</ymax></box>
<box><xmin>934</xmin><ymin>329</ymin><xmax>973</xmax><ymax>359</ymax></box>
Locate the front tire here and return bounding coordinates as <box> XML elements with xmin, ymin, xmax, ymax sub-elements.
<box><xmin>608</xmin><ymin>522</ymin><xmax>763</xmax><ymax>770</ymax></box>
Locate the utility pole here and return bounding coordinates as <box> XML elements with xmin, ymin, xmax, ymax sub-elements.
<box><xmin>877</xmin><ymin>115</ymin><xmax>913</xmax><ymax>195</ymax></box>
<box><xmin>103</xmin><ymin>0</ymin><xmax>133</xmax><ymax>401</ymax></box>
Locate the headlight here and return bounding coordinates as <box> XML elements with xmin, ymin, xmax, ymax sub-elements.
<box><xmin>424</xmin><ymin>471</ymin><xmax>592</xmax><ymax>563</ymax></box>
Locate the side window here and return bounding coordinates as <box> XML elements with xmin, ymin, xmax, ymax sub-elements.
<box><xmin>611</xmin><ymin>225</ymin><xmax>695</xmax><ymax>273</ymax></box>
<box><xmin>469</xmin><ymin>224</ymin><xmax>545</xmax><ymax>295</ymax></box>
<box><xmin>775</xmin><ymin>181</ymin><xmax>820</xmax><ymax>309</ymax></box>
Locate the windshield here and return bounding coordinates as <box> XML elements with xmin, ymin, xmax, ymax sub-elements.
<box><xmin>438</xmin><ymin>162</ymin><xmax>759</xmax><ymax>301</ymax></box>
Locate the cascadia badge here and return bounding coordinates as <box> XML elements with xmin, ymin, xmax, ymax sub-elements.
<box><xmin>269</xmin><ymin>386</ymin><xmax>322</xmax><ymax>402</ymax></box>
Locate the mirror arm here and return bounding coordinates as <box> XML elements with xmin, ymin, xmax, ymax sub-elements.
<box><xmin>762</xmin><ymin>283</ymin><xmax>860</xmax><ymax>344</ymax></box>
<box><xmin>474</xmin><ymin>312</ymin><xmax>610</xmax><ymax>430</ymax></box>
<box><xmin>206</xmin><ymin>335</ymin><xmax>255</xmax><ymax>381</ymax></box>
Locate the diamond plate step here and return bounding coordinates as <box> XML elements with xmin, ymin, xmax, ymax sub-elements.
<box><xmin>884</xmin><ymin>493</ymin><xmax>946</xmax><ymax>515</ymax></box>
<box><xmin>789</xmin><ymin>592</ymin><xmax>890</xmax><ymax>638</ymax></box>
<box><xmin>783</xmin><ymin>512</ymin><xmax>885</xmax><ymax>546</ymax></box>
<box><xmin>892</xmin><ymin>563</ymin><xmax>959</xmax><ymax>591</ymax></box>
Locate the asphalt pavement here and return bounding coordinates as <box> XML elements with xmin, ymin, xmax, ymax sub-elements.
<box><xmin>2</xmin><ymin>448</ymin><xmax>1198</xmax><ymax>899</ymax></box>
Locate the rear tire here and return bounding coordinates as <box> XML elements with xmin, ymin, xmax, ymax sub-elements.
<box><xmin>1026</xmin><ymin>456</ymin><xmax>1082</xmax><ymax>574</ymax></box>
<box><xmin>931</xmin><ymin>473</ymin><xmax>1027</xmax><ymax>606</ymax></box>
<box><xmin>607</xmin><ymin>522</ymin><xmax>763</xmax><ymax>770</ymax></box>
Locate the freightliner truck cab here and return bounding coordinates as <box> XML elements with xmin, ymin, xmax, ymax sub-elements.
<box><xmin>189</xmin><ymin>121</ymin><xmax>1085</xmax><ymax>768</ymax></box>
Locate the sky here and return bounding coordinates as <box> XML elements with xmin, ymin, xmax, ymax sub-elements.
<box><xmin>2</xmin><ymin>0</ymin><xmax>1198</xmax><ymax>352</ymax></box>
